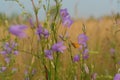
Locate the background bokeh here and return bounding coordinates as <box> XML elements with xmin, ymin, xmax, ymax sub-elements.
<box><xmin>0</xmin><ymin>0</ymin><xmax>120</xmax><ymax>20</ymax></box>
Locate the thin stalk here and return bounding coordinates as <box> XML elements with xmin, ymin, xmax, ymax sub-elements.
<box><xmin>68</xmin><ymin>42</ymin><xmax>73</xmax><ymax>62</ymax></box>
<box><xmin>31</xmin><ymin>0</ymin><xmax>39</xmax><ymax>28</ymax></box>
<box><xmin>54</xmin><ymin>53</ymin><xmax>59</xmax><ymax>80</ymax></box>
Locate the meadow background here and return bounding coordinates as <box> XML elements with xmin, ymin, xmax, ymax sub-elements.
<box><xmin>0</xmin><ymin>0</ymin><xmax>120</xmax><ymax>80</ymax></box>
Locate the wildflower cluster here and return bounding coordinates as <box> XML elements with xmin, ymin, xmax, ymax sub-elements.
<box><xmin>60</xmin><ymin>8</ymin><xmax>73</xmax><ymax>27</ymax></box>
<box><xmin>0</xmin><ymin>41</ymin><xmax>18</xmax><ymax>76</ymax></box>
<box><xmin>36</xmin><ymin>25</ymin><xmax>49</xmax><ymax>39</ymax></box>
<box><xmin>73</xmin><ymin>33</ymin><xmax>89</xmax><ymax>62</ymax></box>
<box><xmin>1</xmin><ymin>0</ymin><xmax>119</xmax><ymax>80</ymax></box>
<box><xmin>78</xmin><ymin>33</ymin><xmax>89</xmax><ymax>59</ymax></box>
<box><xmin>1</xmin><ymin>41</ymin><xmax>18</xmax><ymax>56</ymax></box>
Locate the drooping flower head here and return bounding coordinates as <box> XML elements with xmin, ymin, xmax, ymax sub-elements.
<box><xmin>60</xmin><ymin>8</ymin><xmax>73</xmax><ymax>28</ymax></box>
<box><xmin>14</xmin><ymin>50</ymin><xmax>19</xmax><ymax>55</ymax></box>
<box><xmin>36</xmin><ymin>25</ymin><xmax>43</xmax><ymax>35</ymax></box>
<box><xmin>82</xmin><ymin>48</ymin><xmax>89</xmax><ymax>59</ymax></box>
<box><xmin>44</xmin><ymin>50</ymin><xmax>53</xmax><ymax>60</ymax></box>
<box><xmin>60</xmin><ymin>8</ymin><xmax>69</xmax><ymax>19</ymax></box>
<box><xmin>43</xmin><ymin>29</ymin><xmax>49</xmax><ymax>38</ymax></box>
<box><xmin>36</xmin><ymin>25</ymin><xmax>49</xmax><ymax>39</ymax></box>
<box><xmin>114</xmin><ymin>73</ymin><xmax>120</xmax><ymax>80</ymax></box>
<box><xmin>52</xmin><ymin>42</ymin><xmax>66</xmax><ymax>53</ymax></box>
<box><xmin>9</xmin><ymin>25</ymin><xmax>27</xmax><ymax>38</ymax></box>
<box><xmin>78</xmin><ymin>34</ymin><xmax>88</xmax><ymax>47</ymax></box>
<box><xmin>73</xmin><ymin>54</ymin><xmax>80</xmax><ymax>62</ymax></box>
<box><xmin>62</xmin><ymin>17</ymin><xmax>73</xmax><ymax>28</ymax></box>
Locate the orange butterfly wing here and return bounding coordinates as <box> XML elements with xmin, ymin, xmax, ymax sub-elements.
<box><xmin>71</xmin><ymin>42</ymin><xmax>80</xmax><ymax>48</ymax></box>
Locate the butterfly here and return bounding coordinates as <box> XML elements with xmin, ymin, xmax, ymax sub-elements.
<box><xmin>71</xmin><ymin>42</ymin><xmax>80</xmax><ymax>48</ymax></box>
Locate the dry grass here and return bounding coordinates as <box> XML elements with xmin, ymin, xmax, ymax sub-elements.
<box><xmin>0</xmin><ymin>17</ymin><xmax>120</xmax><ymax>79</ymax></box>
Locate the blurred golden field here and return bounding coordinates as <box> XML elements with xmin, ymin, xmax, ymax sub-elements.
<box><xmin>0</xmin><ymin>15</ymin><xmax>120</xmax><ymax>80</ymax></box>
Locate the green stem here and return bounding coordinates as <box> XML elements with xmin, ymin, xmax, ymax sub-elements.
<box><xmin>54</xmin><ymin>53</ymin><xmax>59</xmax><ymax>80</ymax></box>
<box><xmin>31</xmin><ymin>0</ymin><xmax>39</xmax><ymax>28</ymax></box>
<box><xmin>68</xmin><ymin>42</ymin><xmax>73</xmax><ymax>63</ymax></box>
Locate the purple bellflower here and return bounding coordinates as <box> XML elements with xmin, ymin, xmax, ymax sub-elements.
<box><xmin>44</xmin><ymin>50</ymin><xmax>53</xmax><ymax>60</ymax></box>
<box><xmin>73</xmin><ymin>54</ymin><xmax>80</xmax><ymax>62</ymax></box>
<box><xmin>60</xmin><ymin>8</ymin><xmax>69</xmax><ymax>18</ymax></box>
<box><xmin>62</xmin><ymin>17</ymin><xmax>73</xmax><ymax>28</ymax></box>
<box><xmin>78</xmin><ymin>34</ymin><xmax>88</xmax><ymax>47</ymax></box>
<box><xmin>82</xmin><ymin>48</ymin><xmax>89</xmax><ymax>60</ymax></box>
<box><xmin>9</xmin><ymin>25</ymin><xmax>27</xmax><ymax>38</ymax></box>
<box><xmin>36</xmin><ymin>25</ymin><xmax>49</xmax><ymax>39</ymax></box>
<box><xmin>60</xmin><ymin>8</ymin><xmax>73</xmax><ymax>27</ymax></box>
<box><xmin>52</xmin><ymin>42</ymin><xmax>66</xmax><ymax>53</ymax></box>
<box><xmin>114</xmin><ymin>73</ymin><xmax>120</xmax><ymax>80</ymax></box>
